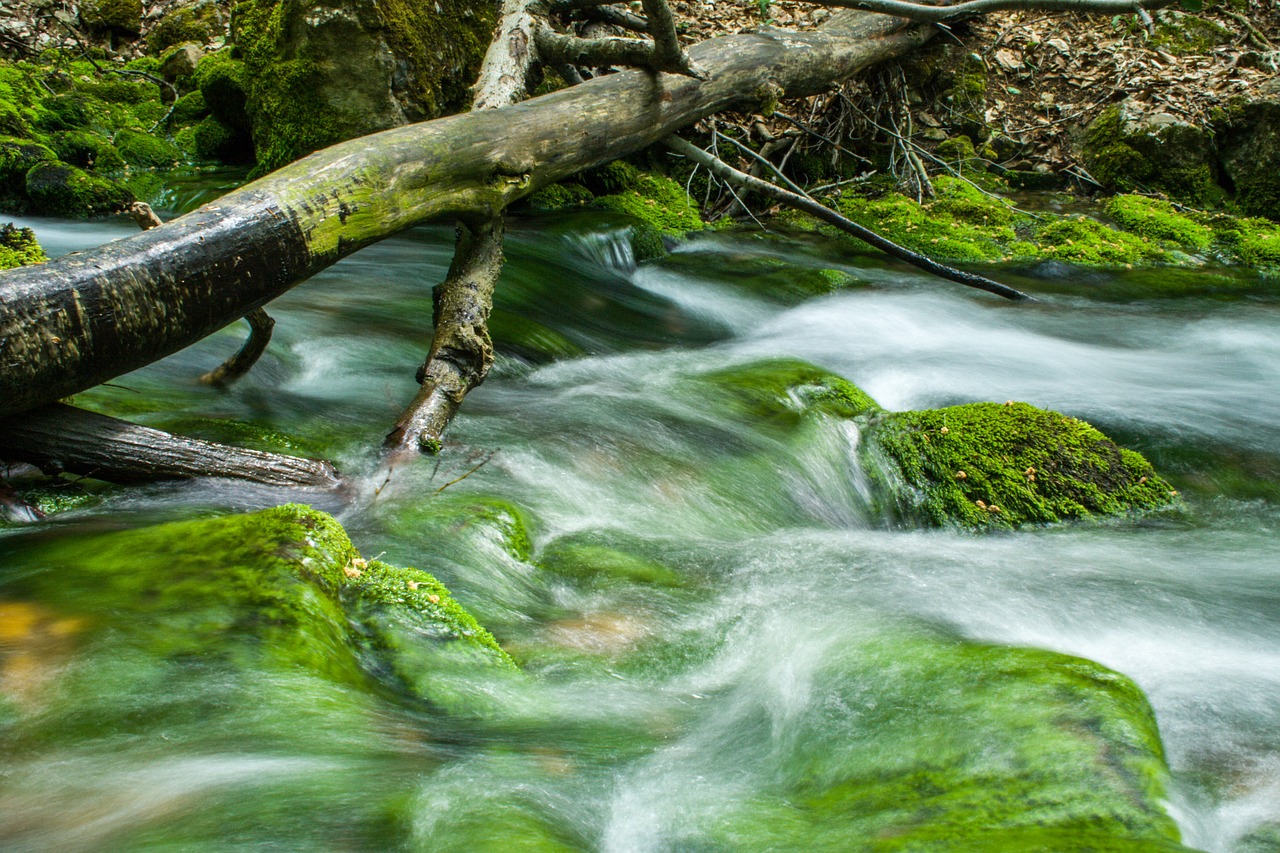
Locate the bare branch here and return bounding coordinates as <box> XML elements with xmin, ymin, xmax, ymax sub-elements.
<box><xmin>384</xmin><ymin>218</ymin><xmax>505</xmax><ymax>458</ymax></box>
<box><xmin>665</xmin><ymin>135</ymin><xmax>1031</xmax><ymax>301</ymax></box>
<box><xmin>811</xmin><ymin>0</ymin><xmax>1172</xmax><ymax>24</ymax></box>
<box><xmin>641</xmin><ymin>0</ymin><xmax>706</xmax><ymax>77</ymax></box>
<box><xmin>473</xmin><ymin>0</ymin><xmax>544</xmax><ymax>111</ymax></box>
<box><xmin>535</xmin><ymin>27</ymin><xmax>658</xmax><ymax>70</ymax></box>
<box><xmin>579</xmin><ymin>4</ymin><xmax>650</xmax><ymax>33</ymax></box>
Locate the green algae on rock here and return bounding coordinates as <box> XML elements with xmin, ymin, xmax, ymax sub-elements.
<box><xmin>695</xmin><ymin>628</ymin><xmax>1193</xmax><ymax>852</ymax></box>
<box><xmin>24</xmin><ymin>160</ymin><xmax>133</xmax><ymax>217</ymax></box>
<box><xmin>866</xmin><ymin>402</ymin><xmax>1177</xmax><ymax>530</ymax></box>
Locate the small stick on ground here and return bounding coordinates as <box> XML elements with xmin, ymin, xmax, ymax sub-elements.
<box><xmin>665</xmin><ymin>134</ymin><xmax>1031</xmax><ymax>301</ymax></box>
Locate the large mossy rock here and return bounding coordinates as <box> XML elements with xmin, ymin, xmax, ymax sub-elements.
<box><xmin>230</xmin><ymin>0</ymin><xmax>496</xmax><ymax>173</ymax></box>
<box><xmin>866</xmin><ymin>401</ymin><xmax>1177</xmax><ymax>529</ymax></box>
<box><xmin>1081</xmin><ymin>100</ymin><xmax>1220</xmax><ymax>207</ymax></box>
<box><xmin>1214</xmin><ymin>80</ymin><xmax>1280</xmax><ymax>222</ymax></box>
<box><xmin>24</xmin><ymin>160</ymin><xmax>133</xmax><ymax>217</ymax></box>
<box><xmin>695</xmin><ymin>629</ymin><xmax>1194</xmax><ymax>852</ymax></box>
<box><xmin>2</xmin><ymin>505</ymin><xmax>512</xmax><ymax>703</ymax></box>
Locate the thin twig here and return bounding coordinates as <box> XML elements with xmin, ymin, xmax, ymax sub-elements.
<box><xmin>434</xmin><ymin>452</ymin><xmax>495</xmax><ymax>494</ymax></box>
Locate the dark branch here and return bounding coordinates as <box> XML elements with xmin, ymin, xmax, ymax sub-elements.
<box><xmin>665</xmin><ymin>135</ymin><xmax>1031</xmax><ymax>301</ymax></box>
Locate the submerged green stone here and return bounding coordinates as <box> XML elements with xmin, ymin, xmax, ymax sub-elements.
<box><xmin>698</xmin><ymin>358</ymin><xmax>882</xmax><ymax>428</ymax></box>
<box><xmin>696</xmin><ymin>629</ymin><xmax>1193</xmax><ymax>852</ymax></box>
<box><xmin>866</xmin><ymin>402</ymin><xmax>1177</xmax><ymax>529</ymax></box>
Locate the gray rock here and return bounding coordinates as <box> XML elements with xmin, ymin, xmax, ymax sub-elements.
<box><xmin>159</xmin><ymin>41</ymin><xmax>204</xmax><ymax>80</ymax></box>
<box><xmin>1214</xmin><ymin>78</ymin><xmax>1280</xmax><ymax>221</ymax></box>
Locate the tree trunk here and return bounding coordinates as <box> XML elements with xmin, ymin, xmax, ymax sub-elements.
<box><xmin>0</xmin><ymin>12</ymin><xmax>931</xmax><ymax>418</ymax></box>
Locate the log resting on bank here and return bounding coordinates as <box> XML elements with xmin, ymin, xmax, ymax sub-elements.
<box><xmin>0</xmin><ymin>11</ymin><xmax>931</xmax><ymax>419</ymax></box>
<box><xmin>0</xmin><ymin>404</ymin><xmax>340</xmax><ymax>487</ymax></box>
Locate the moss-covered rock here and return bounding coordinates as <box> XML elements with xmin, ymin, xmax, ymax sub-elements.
<box><xmin>147</xmin><ymin>2</ymin><xmax>224</xmax><ymax>54</ymax></box>
<box><xmin>192</xmin><ymin>49</ymin><xmax>250</xmax><ymax>131</ymax></box>
<box><xmin>525</xmin><ymin>181</ymin><xmax>594</xmax><ymax>212</ymax></box>
<box><xmin>159</xmin><ymin>42</ymin><xmax>205</xmax><ymax>82</ymax></box>
<box><xmin>1035</xmin><ymin>214</ymin><xmax>1168</xmax><ymax>266</ymax></box>
<box><xmin>837</xmin><ymin>175</ymin><xmax>1026</xmax><ymax>263</ymax></box>
<box><xmin>114</xmin><ymin>128</ymin><xmax>183</xmax><ymax>168</ymax></box>
<box><xmin>1104</xmin><ymin>194</ymin><xmax>1214</xmax><ymax>253</ymax></box>
<box><xmin>1213</xmin><ymin>81</ymin><xmax>1280</xmax><ymax>221</ymax></box>
<box><xmin>48</xmin><ymin>129</ymin><xmax>126</xmax><ymax>172</ymax></box>
<box><xmin>698</xmin><ymin>358</ymin><xmax>881</xmax><ymax>430</ymax></box>
<box><xmin>0</xmin><ymin>222</ymin><xmax>47</xmax><ymax>270</ymax></box>
<box><xmin>696</xmin><ymin>629</ymin><xmax>1192</xmax><ymax>852</ymax></box>
<box><xmin>1151</xmin><ymin>11</ymin><xmax>1233</xmax><ymax>55</ymax></box>
<box><xmin>230</xmin><ymin>0</ymin><xmax>494</xmax><ymax>173</ymax></box>
<box><xmin>866</xmin><ymin>401</ymin><xmax>1178</xmax><ymax>530</ymax></box>
<box><xmin>1081</xmin><ymin>101</ymin><xmax>1220</xmax><ymax>206</ymax></box>
<box><xmin>80</xmin><ymin>0</ymin><xmax>143</xmax><ymax>35</ymax></box>
<box><xmin>0</xmin><ymin>135</ymin><xmax>55</xmax><ymax>199</ymax></box>
<box><xmin>9</xmin><ymin>506</ymin><xmax>512</xmax><ymax>693</ymax></box>
<box><xmin>24</xmin><ymin>160</ymin><xmax>133</xmax><ymax>217</ymax></box>
<box><xmin>596</xmin><ymin>171</ymin><xmax>704</xmax><ymax>237</ymax></box>
<box><xmin>169</xmin><ymin>89</ymin><xmax>209</xmax><ymax>126</ymax></box>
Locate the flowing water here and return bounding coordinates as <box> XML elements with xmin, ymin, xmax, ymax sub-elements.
<box><xmin>1</xmin><ymin>195</ymin><xmax>1278</xmax><ymax>851</ymax></box>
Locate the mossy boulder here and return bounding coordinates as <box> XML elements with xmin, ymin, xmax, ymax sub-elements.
<box><xmin>0</xmin><ymin>135</ymin><xmax>55</xmax><ymax>198</ymax></box>
<box><xmin>24</xmin><ymin>160</ymin><xmax>133</xmax><ymax>217</ymax></box>
<box><xmin>159</xmin><ymin>42</ymin><xmax>205</xmax><ymax>82</ymax></box>
<box><xmin>230</xmin><ymin>0</ymin><xmax>495</xmax><ymax>173</ymax></box>
<box><xmin>80</xmin><ymin>0</ymin><xmax>143</xmax><ymax>35</ymax></box>
<box><xmin>866</xmin><ymin>401</ymin><xmax>1178</xmax><ymax>530</ymax></box>
<box><xmin>114</xmin><ymin>128</ymin><xmax>183</xmax><ymax>168</ymax></box>
<box><xmin>147</xmin><ymin>2</ymin><xmax>224</xmax><ymax>54</ymax></box>
<box><xmin>1081</xmin><ymin>101</ymin><xmax>1220</xmax><ymax>206</ymax></box>
<box><xmin>1214</xmin><ymin>80</ymin><xmax>1280</xmax><ymax>221</ymax></box>
<box><xmin>593</xmin><ymin>169</ymin><xmax>704</xmax><ymax>260</ymax></box>
<box><xmin>48</xmin><ymin>129</ymin><xmax>126</xmax><ymax>172</ymax></box>
<box><xmin>0</xmin><ymin>222</ymin><xmax>47</xmax><ymax>270</ymax></box>
<box><xmin>695</xmin><ymin>629</ymin><xmax>1193</xmax><ymax>851</ymax></box>
<box><xmin>5</xmin><ymin>506</ymin><xmax>512</xmax><ymax>695</ymax></box>
<box><xmin>192</xmin><ymin>49</ymin><xmax>250</xmax><ymax>131</ymax></box>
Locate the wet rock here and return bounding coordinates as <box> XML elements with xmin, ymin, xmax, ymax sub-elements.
<box><xmin>695</xmin><ymin>629</ymin><xmax>1196</xmax><ymax>851</ymax></box>
<box><xmin>865</xmin><ymin>401</ymin><xmax>1178</xmax><ymax>530</ymax></box>
<box><xmin>24</xmin><ymin>160</ymin><xmax>133</xmax><ymax>217</ymax></box>
<box><xmin>158</xmin><ymin>41</ymin><xmax>204</xmax><ymax>81</ymax></box>
<box><xmin>1080</xmin><ymin>99</ymin><xmax>1220</xmax><ymax>206</ymax></box>
<box><xmin>230</xmin><ymin>0</ymin><xmax>496</xmax><ymax>173</ymax></box>
<box><xmin>1214</xmin><ymin>79</ymin><xmax>1280</xmax><ymax>222</ymax></box>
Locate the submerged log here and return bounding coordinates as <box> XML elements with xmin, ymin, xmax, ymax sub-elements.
<box><xmin>0</xmin><ymin>11</ymin><xmax>931</xmax><ymax>418</ymax></box>
<box><xmin>0</xmin><ymin>404</ymin><xmax>340</xmax><ymax>488</ymax></box>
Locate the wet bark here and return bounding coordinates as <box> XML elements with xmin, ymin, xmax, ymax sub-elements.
<box><xmin>0</xmin><ymin>404</ymin><xmax>340</xmax><ymax>488</ymax></box>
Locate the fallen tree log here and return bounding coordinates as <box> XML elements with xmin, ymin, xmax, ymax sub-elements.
<box><xmin>0</xmin><ymin>404</ymin><xmax>341</xmax><ymax>487</ymax></box>
<box><xmin>0</xmin><ymin>10</ymin><xmax>933</xmax><ymax>418</ymax></box>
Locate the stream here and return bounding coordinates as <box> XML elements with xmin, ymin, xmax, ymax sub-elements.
<box><xmin>1</xmin><ymin>187</ymin><xmax>1278</xmax><ymax>851</ymax></box>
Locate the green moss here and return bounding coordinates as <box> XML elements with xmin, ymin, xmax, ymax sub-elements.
<box><xmin>1104</xmin><ymin>194</ymin><xmax>1213</xmax><ymax>253</ymax></box>
<box><xmin>114</xmin><ymin>128</ymin><xmax>183</xmax><ymax>167</ymax></box>
<box><xmin>0</xmin><ymin>135</ymin><xmax>55</xmax><ymax>195</ymax></box>
<box><xmin>1151</xmin><ymin>12</ymin><xmax>1232</xmax><ymax>55</ymax></box>
<box><xmin>25</xmin><ymin>160</ymin><xmax>133</xmax><ymax>217</ymax></box>
<box><xmin>867</xmin><ymin>402</ymin><xmax>1177</xmax><ymax>530</ymax></box>
<box><xmin>147</xmin><ymin>3</ymin><xmax>223</xmax><ymax>54</ymax></box>
<box><xmin>169</xmin><ymin>89</ymin><xmax>208</xmax><ymax>126</ymax></box>
<box><xmin>1036</xmin><ymin>215</ymin><xmax>1168</xmax><ymax>266</ymax></box>
<box><xmin>0</xmin><ymin>222</ymin><xmax>47</xmax><ymax>270</ymax></box>
<box><xmin>697</xmin><ymin>358</ymin><xmax>881</xmax><ymax>435</ymax></box>
<box><xmin>374</xmin><ymin>0</ymin><xmax>497</xmax><ymax>118</ymax></box>
<box><xmin>596</xmin><ymin>171</ymin><xmax>704</xmax><ymax>237</ymax></box>
<box><xmin>1082</xmin><ymin>105</ymin><xmax>1219</xmax><ymax>206</ymax></box>
<box><xmin>192</xmin><ymin>49</ymin><xmax>249</xmax><ymax>130</ymax></box>
<box><xmin>582</xmin><ymin>159</ymin><xmax>640</xmax><ymax>195</ymax></box>
<box><xmin>33</xmin><ymin>93</ymin><xmax>92</xmax><ymax>131</ymax></box>
<box><xmin>935</xmin><ymin>135</ymin><xmax>978</xmax><ymax>164</ymax></box>
<box><xmin>188</xmin><ymin>114</ymin><xmax>243</xmax><ymax>160</ymax></box>
<box><xmin>1212</xmin><ymin>215</ymin><xmax>1280</xmax><ymax>267</ymax></box>
<box><xmin>837</xmin><ymin>176</ymin><xmax>1024</xmax><ymax>263</ymax></box>
<box><xmin>15</xmin><ymin>506</ymin><xmax>511</xmax><ymax>694</ymax></box>
<box><xmin>397</xmin><ymin>495</ymin><xmax>535</xmax><ymax>564</ymax></box>
<box><xmin>525</xmin><ymin>181</ymin><xmax>593</xmax><ymax>211</ymax></box>
<box><xmin>48</xmin><ymin>130</ymin><xmax>126</xmax><ymax>172</ymax></box>
<box><xmin>80</xmin><ymin>0</ymin><xmax>143</xmax><ymax>34</ymax></box>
